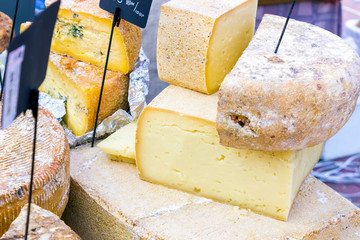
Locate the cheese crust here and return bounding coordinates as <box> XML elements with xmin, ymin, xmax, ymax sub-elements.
<box><xmin>0</xmin><ymin>107</ymin><xmax>70</xmax><ymax>236</ymax></box>
<box><xmin>217</xmin><ymin>15</ymin><xmax>360</xmax><ymax>151</ymax></box>
<box><xmin>0</xmin><ymin>12</ymin><xmax>12</xmax><ymax>54</ymax></box>
<box><xmin>1</xmin><ymin>204</ymin><xmax>81</xmax><ymax>239</ymax></box>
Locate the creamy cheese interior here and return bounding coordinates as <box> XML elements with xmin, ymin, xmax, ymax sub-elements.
<box><xmin>206</xmin><ymin>0</ymin><xmax>257</xmax><ymax>93</ymax></box>
<box><xmin>98</xmin><ymin>121</ymin><xmax>137</xmax><ymax>164</ymax></box>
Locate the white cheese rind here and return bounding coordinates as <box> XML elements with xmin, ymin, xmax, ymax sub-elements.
<box><xmin>217</xmin><ymin>14</ymin><xmax>360</xmax><ymax>151</ymax></box>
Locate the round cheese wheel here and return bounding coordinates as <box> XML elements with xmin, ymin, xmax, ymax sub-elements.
<box><xmin>0</xmin><ymin>12</ymin><xmax>12</xmax><ymax>54</ymax></box>
<box><xmin>0</xmin><ymin>107</ymin><xmax>70</xmax><ymax>236</ymax></box>
<box><xmin>217</xmin><ymin>15</ymin><xmax>360</xmax><ymax>151</ymax></box>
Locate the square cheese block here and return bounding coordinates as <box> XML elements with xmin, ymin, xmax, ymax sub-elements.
<box><xmin>62</xmin><ymin>145</ymin><xmax>360</xmax><ymax>239</ymax></box>
<box><xmin>0</xmin><ymin>204</ymin><xmax>81</xmax><ymax>239</ymax></box>
<box><xmin>136</xmin><ymin>86</ymin><xmax>323</xmax><ymax>221</ymax></box>
<box><xmin>98</xmin><ymin>121</ymin><xmax>137</xmax><ymax>164</ymax></box>
<box><xmin>45</xmin><ymin>0</ymin><xmax>142</xmax><ymax>74</ymax></box>
<box><xmin>157</xmin><ymin>0</ymin><xmax>258</xmax><ymax>94</ymax></box>
<box><xmin>41</xmin><ymin>53</ymin><xmax>129</xmax><ymax>136</ymax></box>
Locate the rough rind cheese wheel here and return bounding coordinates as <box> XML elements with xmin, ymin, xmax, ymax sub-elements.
<box><xmin>217</xmin><ymin>14</ymin><xmax>360</xmax><ymax>151</ymax></box>
<box><xmin>0</xmin><ymin>12</ymin><xmax>12</xmax><ymax>54</ymax></box>
<box><xmin>1</xmin><ymin>204</ymin><xmax>81</xmax><ymax>239</ymax></box>
<box><xmin>0</xmin><ymin>107</ymin><xmax>70</xmax><ymax>236</ymax></box>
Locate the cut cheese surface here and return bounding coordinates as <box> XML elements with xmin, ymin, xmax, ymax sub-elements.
<box><xmin>41</xmin><ymin>53</ymin><xmax>129</xmax><ymax>136</ymax></box>
<box><xmin>217</xmin><ymin>14</ymin><xmax>360</xmax><ymax>151</ymax></box>
<box><xmin>1</xmin><ymin>204</ymin><xmax>81</xmax><ymax>239</ymax></box>
<box><xmin>45</xmin><ymin>0</ymin><xmax>142</xmax><ymax>73</ymax></box>
<box><xmin>157</xmin><ymin>0</ymin><xmax>258</xmax><ymax>94</ymax></box>
<box><xmin>0</xmin><ymin>107</ymin><xmax>70</xmax><ymax>236</ymax></box>
<box><xmin>136</xmin><ymin>86</ymin><xmax>323</xmax><ymax>221</ymax></box>
<box><xmin>98</xmin><ymin>121</ymin><xmax>137</xmax><ymax>164</ymax></box>
<box><xmin>63</xmin><ymin>145</ymin><xmax>360</xmax><ymax>239</ymax></box>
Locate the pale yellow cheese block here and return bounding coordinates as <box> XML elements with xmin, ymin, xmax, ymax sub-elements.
<box><xmin>98</xmin><ymin>121</ymin><xmax>137</xmax><ymax>164</ymax></box>
<box><xmin>136</xmin><ymin>85</ymin><xmax>322</xmax><ymax>221</ymax></box>
<box><xmin>62</xmin><ymin>145</ymin><xmax>360</xmax><ymax>239</ymax></box>
<box><xmin>41</xmin><ymin>53</ymin><xmax>129</xmax><ymax>136</ymax></box>
<box><xmin>1</xmin><ymin>204</ymin><xmax>81</xmax><ymax>239</ymax></box>
<box><xmin>157</xmin><ymin>0</ymin><xmax>258</xmax><ymax>94</ymax></box>
<box><xmin>45</xmin><ymin>0</ymin><xmax>142</xmax><ymax>74</ymax></box>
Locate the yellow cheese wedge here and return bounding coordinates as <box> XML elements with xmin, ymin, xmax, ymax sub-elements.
<box><xmin>63</xmin><ymin>146</ymin><xmax>360</xmax><ymax>239</ymax></box>
<box><xmin>41</xmin><ymin>53</ymin><xmax>129</xmax><ymax>136</ymax></box>
<box><xmin>45</xmin><ymin>0</ymin><xmax>142</xmax><ymax>74</ymax></box>
<box><xmin>136</xmin><ymin>86</ymin><xmax>323</xmax><ymax>221</ymax></box>
<box><xmin>98</xmin><ymin>121</ymin><xmax>137</xmax><ymax>164</ymax></box>
<box><xmin>157</xmin><ymin>0</ymin><xmax>258</xmax><ymax>94</ymax></box>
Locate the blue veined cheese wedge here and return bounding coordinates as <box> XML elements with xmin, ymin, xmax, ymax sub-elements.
<box><xmin>45</xmin><ymin>0</ymin><xmax>141</xmax><ymax>74</ymax></box>
<box><xmin>136</xmin><ymin>85</ymin><xmax>323</xmax><ymax>221</ymax></box>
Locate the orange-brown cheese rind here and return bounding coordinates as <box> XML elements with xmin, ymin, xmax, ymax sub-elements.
<box><xmin>41</xmin><ymin>53</ymin><xmax>129</xmax><ymax>136</ymax></box>
<box><xmin>0</xmin><ymin>107</ymin><xmax>70</xmax><ymax>236</ymax></box>
<box><xmin>0</xmin><ymin>12</ymin><xmax>12</xmax><ymax>54</ymax></box>
<box><xmin>217</xmin><ymin>14</ymin><xmax>360</xmax><ymax>151</ymax></box>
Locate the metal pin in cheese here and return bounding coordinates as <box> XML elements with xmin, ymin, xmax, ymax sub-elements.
<box><xmin>63</xmin><ymin>146</ymin><xmax>360</xmax><ymax>239</ymax></box>
<box><xmin>45</xmin><ymin>0</ymin><xmax>142</xmax><ymax>74</ymax></box>
<box><xmin>0</xmin><ymin>107</ymin><xmax>70</xmax><ymax>236</ymax></box>
<box><xmin>0</xmin><ymin>204</ymin><xmax>81</xmax><ymax>239</ymax></box>
<box><xmin>217</xmin><ymin>14</ymin><xmax>360</xmax><ymax>151</ymax></box>
<box><xmin>136</xmin><ymin>86</ymin><xmax>323</xmax><ymax>221</ymax></box>
<box><xmin>98</xmin><ymin>121</ymin><xmax>137</xmax><ymax>164</ymax></box>
<box><xmin>41</xmin><ymin>53</ymin><xmax>129</xmax><ymax>136</ymax></box>
<box><xmin>157</xmin><ymin>0</ymin><xmax>258</xmax><ymax>94</ymax></box>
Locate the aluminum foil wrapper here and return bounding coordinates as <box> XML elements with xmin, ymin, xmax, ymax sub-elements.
<box><xmin>39</xmin><ymin>48</ymin><xmax>150</xmax><ymax>147</ymax></box>
<box><xmin>129</xmin><ymin>48</ymin><xmax>150</xmax><ymax>119</ymax></box>
<box><xmin>39</xmin><ymin>92</ymin><xmax>66</xmax><ymax>121</ymax></box>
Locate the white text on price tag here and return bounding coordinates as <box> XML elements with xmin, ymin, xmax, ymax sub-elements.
<box><xmin>2</xmin><ymin>45</ymin><xmax>25</xmax><ymax>129</ymax></box>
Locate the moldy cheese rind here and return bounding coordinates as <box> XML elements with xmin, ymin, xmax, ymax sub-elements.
<box><xmin>217</xmin><ymin>14</ymin><xmax>360</xmax><ymax>151</ymax></box>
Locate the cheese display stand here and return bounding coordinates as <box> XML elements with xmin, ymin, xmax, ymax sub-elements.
<box><xmin>1</xmin><ymin>0</ymin><xmax>360</xmax><ymax>239</ymax></box>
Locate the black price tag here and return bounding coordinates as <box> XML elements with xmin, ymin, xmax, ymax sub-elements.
<box><xmin>99</xmin><ymin>0</ymin><xmax>153</xmax><ymax>28</ymax></box>
<box><xmin>1</xmin><ymin>0</ymin><xmax>60</xmax><ymax>129</ymax></box>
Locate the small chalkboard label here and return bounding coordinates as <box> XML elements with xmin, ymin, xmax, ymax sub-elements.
<box><xmin>2</xmin><ymin>45</ymin><xmax>25</xmax><ymax>129</ymax></box>
<box><xmin>1</xmin><ymin>0</ymin><xmax>60</xmax><ymax>129</ymax></box>
<box><xmin>99</xmin><ymin>0</ymin><xmax>153</xmax><ymax>28</ymax></box>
